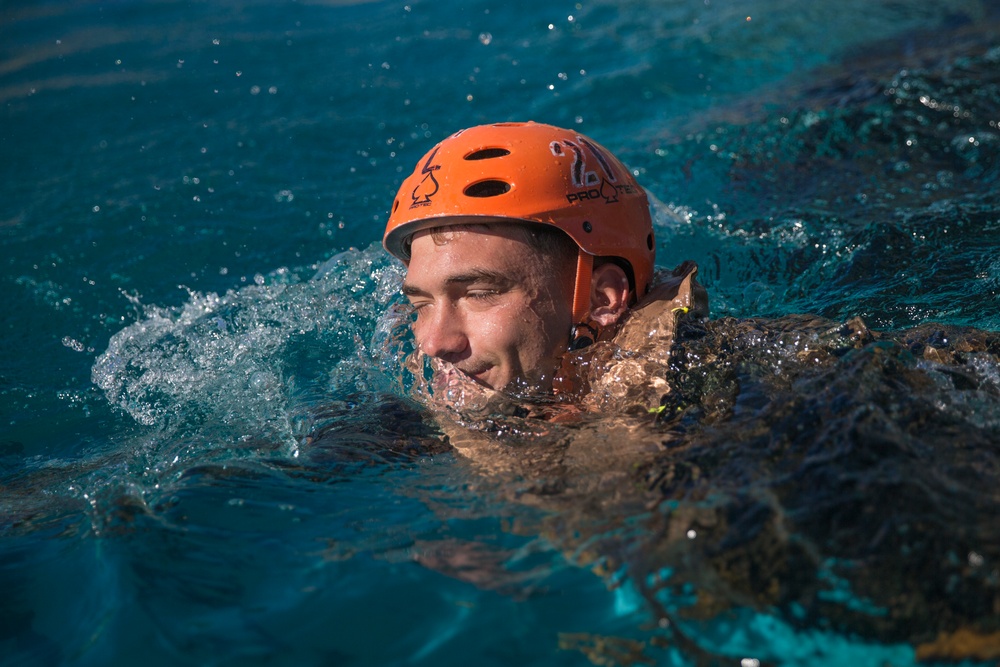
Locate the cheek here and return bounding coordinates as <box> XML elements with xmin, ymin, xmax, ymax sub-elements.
<box><xmin>477</xmin><ymin>308</ymin><xmax>522</xmax><ymax>345</ymax></box>
<box><xmin>513</xmin><ymin>302</ymin><xmax>566</xmax><ymax>361</ymax></box>
<box><xmin>526</xmin><ymin>293</ymin><xmax>570</xmax><ymax>342</ymax></box>
<box><xmin>466</xmin><ymin>302</ymin><xmax>536</xmax><ymax>352</ymax></box>
<box><xmin>409</xmin><ymin>314</ymin><xmax>429</xmax><ymax>343</ymax></box>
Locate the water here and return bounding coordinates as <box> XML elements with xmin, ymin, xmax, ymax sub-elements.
<box><xmin>2</xmin><ymin>0</ymin><xmax>1000</xmax><ymax>664</ymax></box>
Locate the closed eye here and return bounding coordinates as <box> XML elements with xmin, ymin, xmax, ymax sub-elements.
<box><xmin>465</xmin><ymin>288</ymin><xmax>507</xmax><ymax>306</ymax></box>
<box><xmin>404</xmin><ymin>296</ymin><xmax>430</xmax><ymax>312</ymax></box>
<box><xmin>468</xmin><ymin>289</ymin><xmax>500</xmax><ymax>299</ymax></box>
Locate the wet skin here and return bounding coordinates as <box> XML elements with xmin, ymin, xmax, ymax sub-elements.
<box><xmin>402</xmin><ymin>227</ymin><xmax>575</xmax><ymax>392</ymax></box>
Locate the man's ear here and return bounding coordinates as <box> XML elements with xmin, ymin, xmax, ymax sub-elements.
<box><xmin>589</xmin><ymin>263</ymin><xmax>630</xmax><ymax>327</ymax></box>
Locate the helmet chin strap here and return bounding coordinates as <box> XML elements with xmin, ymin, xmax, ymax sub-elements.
<box><xmin>569</xmin><ymin>251</ymin><xmax>596</xmax><ymax>349</ymax></box>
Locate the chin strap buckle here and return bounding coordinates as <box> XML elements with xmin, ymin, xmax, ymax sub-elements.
<box><xmin>569</xmin><ymin>322</ymin><xmax>599</xmax><ymax>350</ymax></box>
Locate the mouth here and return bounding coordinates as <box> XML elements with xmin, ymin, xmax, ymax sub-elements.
<box><xmin>460</xmin><ymin>366</ymin><xmax>495</xmax><ymax>388</ymax></box>
<box><xmin>426</xmin><ymin>359</ymin><xmax>497</xmax><ymax>411</ymax></box>
<box><xmin>434</xmin><ymin>362</ymin><xmax>494</xmax><ymax>390</ymax></box>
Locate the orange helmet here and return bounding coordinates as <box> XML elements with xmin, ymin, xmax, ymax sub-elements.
<box><xmin>383</xmin><ymin>121</ymin><xmax>654</xmax><ymax>324</ymax></box>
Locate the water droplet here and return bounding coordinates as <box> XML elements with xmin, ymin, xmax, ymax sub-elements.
<box><xmin>62</xmin><ymin>337</ymin><xmax>85</xmax><ymax>352</ymax></box>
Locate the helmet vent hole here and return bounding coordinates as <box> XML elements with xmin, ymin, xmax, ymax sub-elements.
<box><xmin>392</xmin><ymin>199</ymin><xmax>399</xmax><ymax>213</ymax></box>
<box><xmin>582</xmin><ymin>221</ymin><xmax>593</xmax><ymax>233</ymax></box>
<box><xmin>647</xmin><ymin>233</ymin><xmax>653</xmax><ymax>250</ymax></box>
<box><xmin>465</xmin><ymin>148</ymin><xmax>511</xmax><ymax>160</ymax></box>
<box><xmin>464</xmin><ymin>180</ymin><xmax>512</xmax><ymax>198</ymax></box>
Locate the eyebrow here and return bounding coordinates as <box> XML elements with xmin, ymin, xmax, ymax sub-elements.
<box><xmin>402</xmin><ymin>269</ymin><xmax>514</xmax><ymax>296</ymax></box>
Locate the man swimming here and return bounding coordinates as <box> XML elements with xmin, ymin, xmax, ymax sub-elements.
<box><xmin>382</xmin><ymin>121</ymin><xmax>706</xmax><ymax>411</ymax></box>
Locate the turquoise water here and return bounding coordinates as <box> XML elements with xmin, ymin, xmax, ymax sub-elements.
<box><xmin>3</xmin><ymin>0</ymin><xmax>1000</xmax><ymax>665</ymax></box>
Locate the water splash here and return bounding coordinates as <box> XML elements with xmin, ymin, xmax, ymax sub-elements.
<box><xmin>91</xmin><ymin>244</ymin><xmax>406</xmax><ymax>446</ymax></box>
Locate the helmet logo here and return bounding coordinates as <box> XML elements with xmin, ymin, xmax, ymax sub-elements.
<box><xmin>599</xmin><ymin>178</ymin><xmax>619</xmax><ymax>203</ymax></box>
<box><xmin>410</xmin><ymin>147</ymin><xmax>442</xmax><ymax>208</ymax></box>
<box><xmin>566</xmin><ymin>178</ymin><xmax>624</xmax><ymax>204</ymax></box>
<box><xmin>578</xmin><ymin>137</ymin><xmax>617</xmax><ymax>183</ymax></box>
<box><xmin>552</xmin><ymin>138</ymin><xmax>630</xmax><ymax>204</ymax></box>
<box><xmin>550</xmin><ymin>140</ymin><xmax>596</xmax><ymax>187</ymax></box>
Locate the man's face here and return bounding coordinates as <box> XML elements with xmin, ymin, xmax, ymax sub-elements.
<box><xmin>402</xmin><ymin>226</ymin><xmax>575</xmax><ymax>392</ymax></box>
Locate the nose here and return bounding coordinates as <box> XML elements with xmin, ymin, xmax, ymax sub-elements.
<box><xmin>414</xmin><ymin>304</ymin><xmax>469</xmax><ymax>361</ymax></box>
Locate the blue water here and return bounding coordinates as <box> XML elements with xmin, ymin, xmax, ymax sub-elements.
<box><xmin>3</xmin><ymin>0</ymin><xmax>1000</xmax><ymax>665</ymax></box>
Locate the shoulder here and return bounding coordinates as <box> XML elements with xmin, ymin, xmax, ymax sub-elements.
<box><xmin>567</xmin><ymin>261</ymin><xmax>710</xmax><ymax>415</ymax></box>
<box><xmin>613</xmin><ymin>260</ymin><xmax>709</xmax><ymax>353</ymax></box>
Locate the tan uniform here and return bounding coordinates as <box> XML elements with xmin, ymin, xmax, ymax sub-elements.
<box><xmin>575</xmin><ymin>260</ymin><xmax>709</xmax><ymax>414</ymax></box>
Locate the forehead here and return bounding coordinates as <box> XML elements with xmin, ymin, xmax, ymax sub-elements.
<box><xmin>406</xmin><ymin>226</ymin><xmax>553</xmax><ymax>282</ymax></box>
<box><xmin>412</xmin><ymin>225</ymin><xmax>539</xmax><ymax>258</ymax></box>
